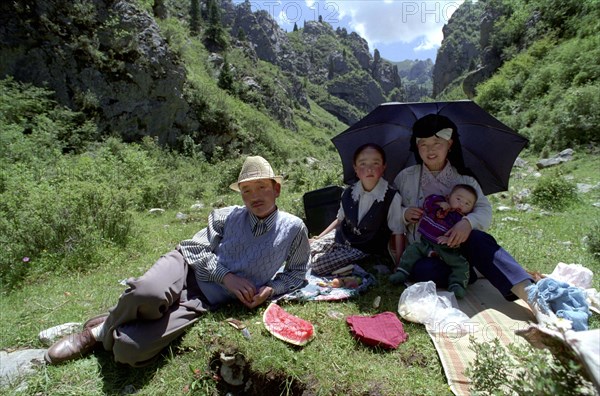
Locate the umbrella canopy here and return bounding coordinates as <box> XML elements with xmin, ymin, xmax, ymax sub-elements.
<box><xmin>331</xmin><ymin>100</ymin><xmax>529</xmax><ymax>195</ymax></box>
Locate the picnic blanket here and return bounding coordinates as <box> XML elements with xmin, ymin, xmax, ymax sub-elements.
<box><xmin>276</xmin><ymin>265</ymin><xmax>376</xmax><ymax>302</ymax></box>
<box><xmin>426</xmin><ymin>279</ymin><xmax>535</xmax><ymax>396</ymax></box>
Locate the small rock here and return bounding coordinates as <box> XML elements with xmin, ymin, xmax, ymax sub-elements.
<box><xmin>148</xmin><ymin>208</ymin><xmax>165</xmax><ymax>215</ymax></box>
<box><xmin>219</xmin><ymin>352</ymin><xmax>245</xmax><ymax>386</ymax></box>
<box><xmin>514</xmin><ymin>188</ymin><xmax>531</xmax><ymax>203</ymax></box>
<box><xmin>536</xmin><ymin>148</ymin><xmax>574</xmax><ymax>169</ymax></box>
<box><xmin>175</xmin><ymin>212</ymin><xmax>188</xmax><ymax>220</ymax></box>
<box><xmin>0</xmin><ymin>349</ymin><xmax>46</xmax><ymax>389</ymax></box>
<box><xmin>577</xmin><ymin>183</ymin><xmax>599</xmax><ymax>194</ymax></box>
<box><xmin>593</xmin><ymin>202</ymin><xmax>600</xmax><ymax>208</ymax></box>
<box><xmin>327</xmin><ymin>310</ymin><xmax>344</xmax><ymax>320</ymax></box>
<box><xmin>515</xmin><ymin>203</ymin><xmax>532</xmax><ymax>212</ymax></box>
<box><xmin>497</xmin><ymin>206</ymin><xmax>511</xmax><ymax>212</ymax></box>
<box><xmin>39</xmin><ymin>323</ymin><xmax>82</xmax><ymax>346</ymax></box>
<box><xmin>514</xmin><ymin>157</ymin><xmax>528</xmax><ymax>168</ymax></box>
<box><xmin>190</xmin><ymin>202</ymin><xmax>204</xmax><ymax>210</ymax></box>
<box><xmin>120</xmin><ymin>384</ymin><xmax>137</xmax><ymax>395</ymax></box>
<box><xmin>305</xmin><ymin>157</ymin><xmax>319</xmax><ymax>166</ymax></box>
<box><xmin>502</xmin><ymin>217</ymin><xmax>518</xmax><ymax>222</ymax></box>
<box><xmin>372</xmin><ymin>296</ymin><xmax>381</xmax><ymax>309</ymax></box>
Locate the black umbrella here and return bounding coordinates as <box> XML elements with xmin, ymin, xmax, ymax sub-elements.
<box><xmin>331</xmin><ymin>100</ymin><xmax>529</xmax><ymax>195</ymax></box>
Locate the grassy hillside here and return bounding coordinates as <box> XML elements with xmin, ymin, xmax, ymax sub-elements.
<box><xmin>1</xmin><ymin>76</ymin><xmax>599</xmax><ymax>395</ymax></box>
<box><xmin>437</xmin><ymin>0</ymin><xmax>599</xmax><ymax>152</ymax></box>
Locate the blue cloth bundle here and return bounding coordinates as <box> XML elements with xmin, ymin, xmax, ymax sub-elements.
<box><xmin>528</xmin><ymin>277</ymin><xmax>591</xmax><ymax>331</ymax></box>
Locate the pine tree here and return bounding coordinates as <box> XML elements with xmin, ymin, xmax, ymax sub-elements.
<box><xmin>218</xmin><ymin>55</ymin><xmax>234</xmax><ymax>93</ymax></box>
<box><xmin>153</xmin><ymin>0</ymin><xmax>167</xmax><ymax>19</ymax></box>
<box><xmin>205</xmin><ymin>0</ymin><xmax>228</xmax><ymax>49</ymax></box>
<box><xmin>190</xmin><ymin>0</ymin><xmax>200</xmax><ymax>36</ymax></box>
<box><xmin>237</xmin><ymin>27</ymin><xmax>246</xmax><ymax>41</ymax></box>
<box><xmin>293</xmin><ymin>22</ymin><xmax>298</xmax><ymax>32</ymax></box>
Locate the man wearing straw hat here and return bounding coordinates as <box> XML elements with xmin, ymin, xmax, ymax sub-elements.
<box><xmin>45</xmin><ymin>156</ymin><xmax>310</xmax><ymax>367</ymax></box>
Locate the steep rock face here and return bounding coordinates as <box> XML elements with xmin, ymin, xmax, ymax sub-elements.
<box><xmin>346</xmin><ymin>32</ymin><xmax>371</xmax><ymax>70</ymax></box>
<box><xmin>432</xmin><ymin>1</ymin><xmax>482</xmax><ymax>97</ymax></box>
<box><xmin>0</xmin><ymin>0</ymin><xmax>189</xmax><ymax>145</ymax></box>
<box><xmin>234</xmin><ymin>5</ymin><xmax>290</xmax><ymax>65</ymax></box>
<box><xmin>230</xmin><ymin>8</ymin><xmax>400</xmax><ymax>123</ymax></box>
<box><xmin>462</xmin><ymin>7</ymin><xmax>504</xmax><ymax>98</ymax></box>
<box><xmin>328</xmin><ymin>73</ymin><xmax>386</xmax><ymax>114</ymax></box>
<box><xmin>372</xmin><ymin>58</ymin><xmax>400</xmax><ymax>94</ymax></box>
<box><xmin>395</xmin><ymin>59</ymin><xmax>434</xmax><ymax>101</ymax></box>
<box><xmin>229</xmin><ymin>3</ymin><xmax>309</xmax><ymax>127</ymax></box>
<box><xmin>403</xmin><ymin>59</ymin><xmax>434</xmax><ymax>84</ymax></box>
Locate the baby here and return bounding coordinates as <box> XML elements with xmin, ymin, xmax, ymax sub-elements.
<box><xmin>391</xmin><ymin>184</ymin><xmax>477</xmax><ymax>298</ymax></box>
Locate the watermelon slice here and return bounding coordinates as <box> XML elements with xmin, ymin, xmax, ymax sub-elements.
<box><xmin>263</xmin><ymin>303</ymin><xmax>314</xmax><ymax>346</ymax></box>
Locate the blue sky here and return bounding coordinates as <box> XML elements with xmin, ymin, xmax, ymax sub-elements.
<box><xmin>232</xmin><ymin>1</ymin><xmax>465</xmax><ymax>62</ymax></box>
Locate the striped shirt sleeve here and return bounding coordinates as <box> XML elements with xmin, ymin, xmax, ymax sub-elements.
<box><xmin>179</xmin><ymin>206</ymin><xmax>234</xmax><ymax>283</ymax></box>
<box><xmin>267</xmin><ymin>223</ymin><xmax>310</xmax><ymax>296</ymax></box>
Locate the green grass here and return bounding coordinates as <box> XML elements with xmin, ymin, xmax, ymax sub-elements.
<box><xmin>1</xmin><ymin>149</ymin><xmax>599</xmax><ymax>395</ymax></box>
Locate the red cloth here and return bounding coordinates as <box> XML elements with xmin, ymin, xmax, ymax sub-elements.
<box><xmin>346</xmin><ymin>312</ymin><xmax>408</xmax><ymax>349</ymax></box>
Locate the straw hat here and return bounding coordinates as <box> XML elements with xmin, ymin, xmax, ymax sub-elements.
<box><xmin>229</xmin><ymin>156</ymin><xmax>283</xmax><ymax>191</ymax></box>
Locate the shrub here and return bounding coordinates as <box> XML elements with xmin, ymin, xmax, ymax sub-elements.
<box><xmin>587</xmin><ymin>222</ymin><xmax>600</xmax><ymax>261</ymax></box>
<box><xmin>467</xmin><ymin>337</ymin><xmax>595</xmax><ymax>395</ymax></box>
<box><xmin>530</xmin><ymin>173</ymin><xmax>578</xmax><ymax>211</ymax></box>
<box><xmin>0</xmin><ymin>159</ymin><xmax>136</xmax><ymax>289</ymax></box>
<box><xmin>549</xmin><ymin>85</ymin><xmax>600</xmax><ymax>147</ymax></box>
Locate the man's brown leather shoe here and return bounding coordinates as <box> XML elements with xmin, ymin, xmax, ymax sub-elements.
<box><xmin>44</xmin><ymin>328</ymin><xmax>97</xmax><ymax>365</ymax></box>
<box><xmin>83</xmin><ymin>314</ymin><xmax>109</xmax><ymax>331</ymax></box>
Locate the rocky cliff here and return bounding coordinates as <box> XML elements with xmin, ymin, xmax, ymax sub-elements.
<box><xmin>432</xmin><ymin>1</ymin><xmax>483</xmax><ymax>97</ymax></box>
<box><xmin>0</xmin><ymin>0</ymin><xmax>404</xmax><ymax>145</ymax></box>
<box><xmin>0</xmin><ymin>0</ymin><xmax>190</xmax><ymax>145</ymax></box>
<box><xmin>394</xmin><ymin>59</ymin><xmax>434</xmax><ymax>101</ymax></box>
<box><xmin>226</xmin><ymin>4</ymin><xmax>402</xmax><ymax>124</ymax></box>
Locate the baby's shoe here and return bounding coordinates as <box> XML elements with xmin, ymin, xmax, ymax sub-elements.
<box><xmin>448</xmin><ymin>284</ymin><xmax>466</xmax><ymax>299</ymax></box>
<box><xmin>389</xmin><ymin>269</ymin><xmax>409</xmax><ymax>285</ymax></box>
<box><xmin>426</xmin><ymin>250</ymin><xmax>439</xmax><ymax>258</ymax></box>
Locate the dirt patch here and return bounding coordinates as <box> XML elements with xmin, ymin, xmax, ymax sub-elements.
<box><xmin>207</xmin><ymin>348</ymin><xmax>306</xmax><ymax>395</ymax></box>
<box><xmin>398</xmin><ymin>350</ymin><xmax>429</xmax><ymax>367</ymax></box>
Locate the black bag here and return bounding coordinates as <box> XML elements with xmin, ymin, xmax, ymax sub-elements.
<box><xmin>302</xmin><ymin>185</ymin><xmax>343</xmax><ymax>236</ymax></box>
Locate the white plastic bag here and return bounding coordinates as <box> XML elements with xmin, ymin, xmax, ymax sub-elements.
<box><xmin>398</xmin><ymin>281</ymin><xmax>441</xmax><ymax>323</ymax></box>
<box><xmin>398</xmin><ymin>281</ymin><xmax>470</xmax><ymax>335</ymax></box>
<box><xmin>549</xmin><ymin>262</ymin><xmax>593</xmax><ymax>289</ymax></box>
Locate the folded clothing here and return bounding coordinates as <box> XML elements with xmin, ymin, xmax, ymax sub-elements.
<box><xmin>346</xmin><ymin>312</ymin><xmax>408</xmax><ymax>349</ymax></box>
<box><xmin>527</xmin><ymin>277</ymin><xmax>591</xmax><ymax>331</ymax></box>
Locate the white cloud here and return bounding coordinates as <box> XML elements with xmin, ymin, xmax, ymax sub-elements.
<box><xmin>326</xmin><ymin>1</ymin><xmax>463</xmax><ymax>52</ymax></box>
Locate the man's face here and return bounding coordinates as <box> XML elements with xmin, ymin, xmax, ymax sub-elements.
<box><xmin>239</xmin><ymin>179</ymin><xmax>281</xmax><ymax>218</ymax></box>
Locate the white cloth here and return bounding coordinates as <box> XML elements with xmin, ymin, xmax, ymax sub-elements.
<box><xmin>336</xmin><ymin>178</ymin><xmax>404</xmax><ymax>234</ymax></box>
<box><xmin>548</xmin><ymin>262</ymin><xmax>593</xmax><ymax>289</ymax></box>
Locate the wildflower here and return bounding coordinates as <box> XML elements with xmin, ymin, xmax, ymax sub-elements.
<box><xmin>22</xmin><ymin>257</ymin><xmax>30</xmax><ymax>263</ymax></box>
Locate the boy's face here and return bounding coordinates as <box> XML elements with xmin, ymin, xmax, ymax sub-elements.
<box><xmin>353</xmin><ymin>147</ymin><xmax>386</xmax><ymax>192</ymax></box>
<box><xmin>239</xmin><ymin>179</ymin><xmax>280</xmax><ymax>219</ymax></box>
<box><xmin>448</xmin><ymin>187</ymin><xmax>476</xmax><ymax>214</ymax></box>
